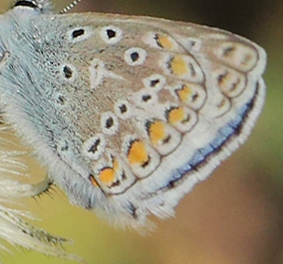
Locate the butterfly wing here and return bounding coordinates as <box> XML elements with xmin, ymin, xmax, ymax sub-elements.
<box><xmin>2</xmin><ymin>12</ymin><xmax>266</xmax><ymax>227</ymax></box>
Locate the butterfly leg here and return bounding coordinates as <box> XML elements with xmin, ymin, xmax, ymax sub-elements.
<box><xmin>30</xmin><ymin>176</ymin><xmax>53</xmax><ymax>197</ymax></box>
<box><xmin>11</xmin><ymin>176</ymin><xmax>54</xmax><ymax>198</ymax></box>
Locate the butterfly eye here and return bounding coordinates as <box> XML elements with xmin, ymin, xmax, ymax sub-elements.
<box><xmin>14</xmin><ymin>0</ymin><xmax>38</xmax><ymax>9</ymax></box>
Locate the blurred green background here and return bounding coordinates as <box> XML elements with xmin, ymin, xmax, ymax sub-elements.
<box><xmin>0</xmin><ymin>0</ymin><xmax>282</xmax><ymax>263</ymax></box>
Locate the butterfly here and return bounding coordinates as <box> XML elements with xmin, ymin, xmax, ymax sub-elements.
<box><xmin>0</xmin><ymin>0</ymin><xmax>266</xmax><ymax>260</ymax></box>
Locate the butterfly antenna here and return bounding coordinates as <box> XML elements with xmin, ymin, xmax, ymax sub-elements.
<box><xmin>60</xmin><ymin>0</ymin><xmax>82</xmax><ymax>14</ymax></box>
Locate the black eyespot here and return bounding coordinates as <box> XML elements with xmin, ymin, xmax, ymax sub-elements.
<box><xmin>150</xmin><ymin>79</ymin><xmax>160</xmax><ymax>87</ymax></box>
<box><xmin>106</xmin><ymin>29</ymin><xmax>116</xmax><ymax>39</ymax></box>
<box><xmin>119</xmin><ymin>104</ymin><xmax>127</xmax><ymax>114</ymax></box>
<box><xmin>72</xmin><ymin>29</ymin><xmax>85</xmax><ymax>39</ymax></box>
<box><xmin>63</xmin><ymin>65</ymin><xmax>73</xmax><ymax>79</ymax></box>
<box><xmin>130</xmin><ymin>52</ymin><xmax>139</xmax><ymax>62</ymax></box>
<box><xmin>142</xmin><ymin>94</ymin><xmax>152</xmax><ymax>102</ymax></box>
<box><xmin>125</xmin><ymin>48</ymin><xmax>146</xmax><ymax>66</ymax></box>
<box><xmin>105</xmin><ymin>117</ymin><xmax>114</xmax><ymax>129</ymax></box>
<box><xmin>88</xmin><ymin>139</ymin><xmax>101</xmax><ymax>154</ymax></box>
<box><xmin>14</xmin><ymin>0</ymin><xmax>38</xmax><ymax>8</ymax></box>
<box><xmin>100</xmin><ymin>113</ymin><xmax>119</xmax><ymax>135</ymax></box>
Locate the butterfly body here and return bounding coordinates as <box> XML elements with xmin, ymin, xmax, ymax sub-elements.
<box><xmin>0</xmin><ymin>1</ymin><xmax>266</xmax><ymax>227</ymax></box>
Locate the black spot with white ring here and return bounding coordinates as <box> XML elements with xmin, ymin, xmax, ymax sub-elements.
<box><xmin>63</xmin><ymin>65</ymin><xmax>73</xmax><ymax>79</ymax></box>
<box><xmin>67</xmin><ymin>27</ymin><xmax>93</xmax><ymax>43</ymax></box>
<box><xmin>100</xmin><ymin>26</ymin><xmax>123</xmax><ymax>44</ymax></box>
<box><xmin>119</xmin><ymin>104</ymin><xmax>128</xmax><ymax>114</ymax></box>
<box><xmin>100</xmin><ymin>112</ymin><xmax>119</xmax><ymax>135</ymax></box>
<box><xmin>105</xmin><ymin>117</ymin><xmax>114</xmax><ymax>128</ymax></box>
<box><xmin>142</xmin><ymin>94</ymin><xmax>152</xmax><ymax>102</ymax></box>
<box><xmin>82</xmin><ymin>134</ymin><xmax>106</xmax><ymax>161</ymax></box>
<box><xmin>150</xmin><ymin>79</ymin><xmax>159</xmax><ymax>87</ymax></box>
<box><xmin>72</xmin><ymin>29</ymin><xmax>85</xmax><ymax>39</ymax></box>
<box><xmin>106</xmin><ymin>29</ymin><xmax>116</xmax><ymax>39</ymax></box>
<box><xmin>114</xmin><ymin>100</ymin><xmax>133</xmax><ymax>120</ymax></box>
<box><xmin>124</xmin><ymin>47</ymin><xmax>147</xmax><ymax>66</ymax></box>
<box><xmin>130</xmin><ymin>52</ymin><xmax>139</xmax><ymax>62</ymax></box>
<box><xmin>60</xmin><ymin>64</ymin><xmax>77</xmax><ymax>82</ymax></box>
<box><xmin>143</xmin><ymin>74</ymin><xmax>166</xmax><ymax>92</ymax></box>
<box><xmin>89</xmin><ymin>140</ymin><xmax>100</xmax><ymax>153</ymax></box>
<box><xmin>134</xmin><ymin>90</ymin><xmax>157</xmax><ymax>108</ymax></box>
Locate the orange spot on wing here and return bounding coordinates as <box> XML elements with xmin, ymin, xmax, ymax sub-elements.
<box><xmin>157</xmin><ymin>34</ymin><xmax>174</xmax><ymax>50</ymax></box>
<box><xmin>177</xmin><ymin>84</ymin><xmax>192</xmax><ymax>102</ymax></box>
<box><xmin>149</xmin><ymin>121</ymin><xmax>166</xmax><ymax>145</ymax></box>
<box><xmin>128</xmin><ymin>140</ymin><xmax>149</xmax><ymax>165</ymax></box>
<box><xmin>99</xmin><ymin>168</ymin><xmax>115</xmax><ymax>184</ymax></box>
<box><xmin>168</xmin><ymin>107</ymin><xmax>186</xmax><ymax>124</ymax></box>
<box><xmin>170</xmin><ymin>55</ymin><xmax>188</xmax><ymax>76</ymax></box>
